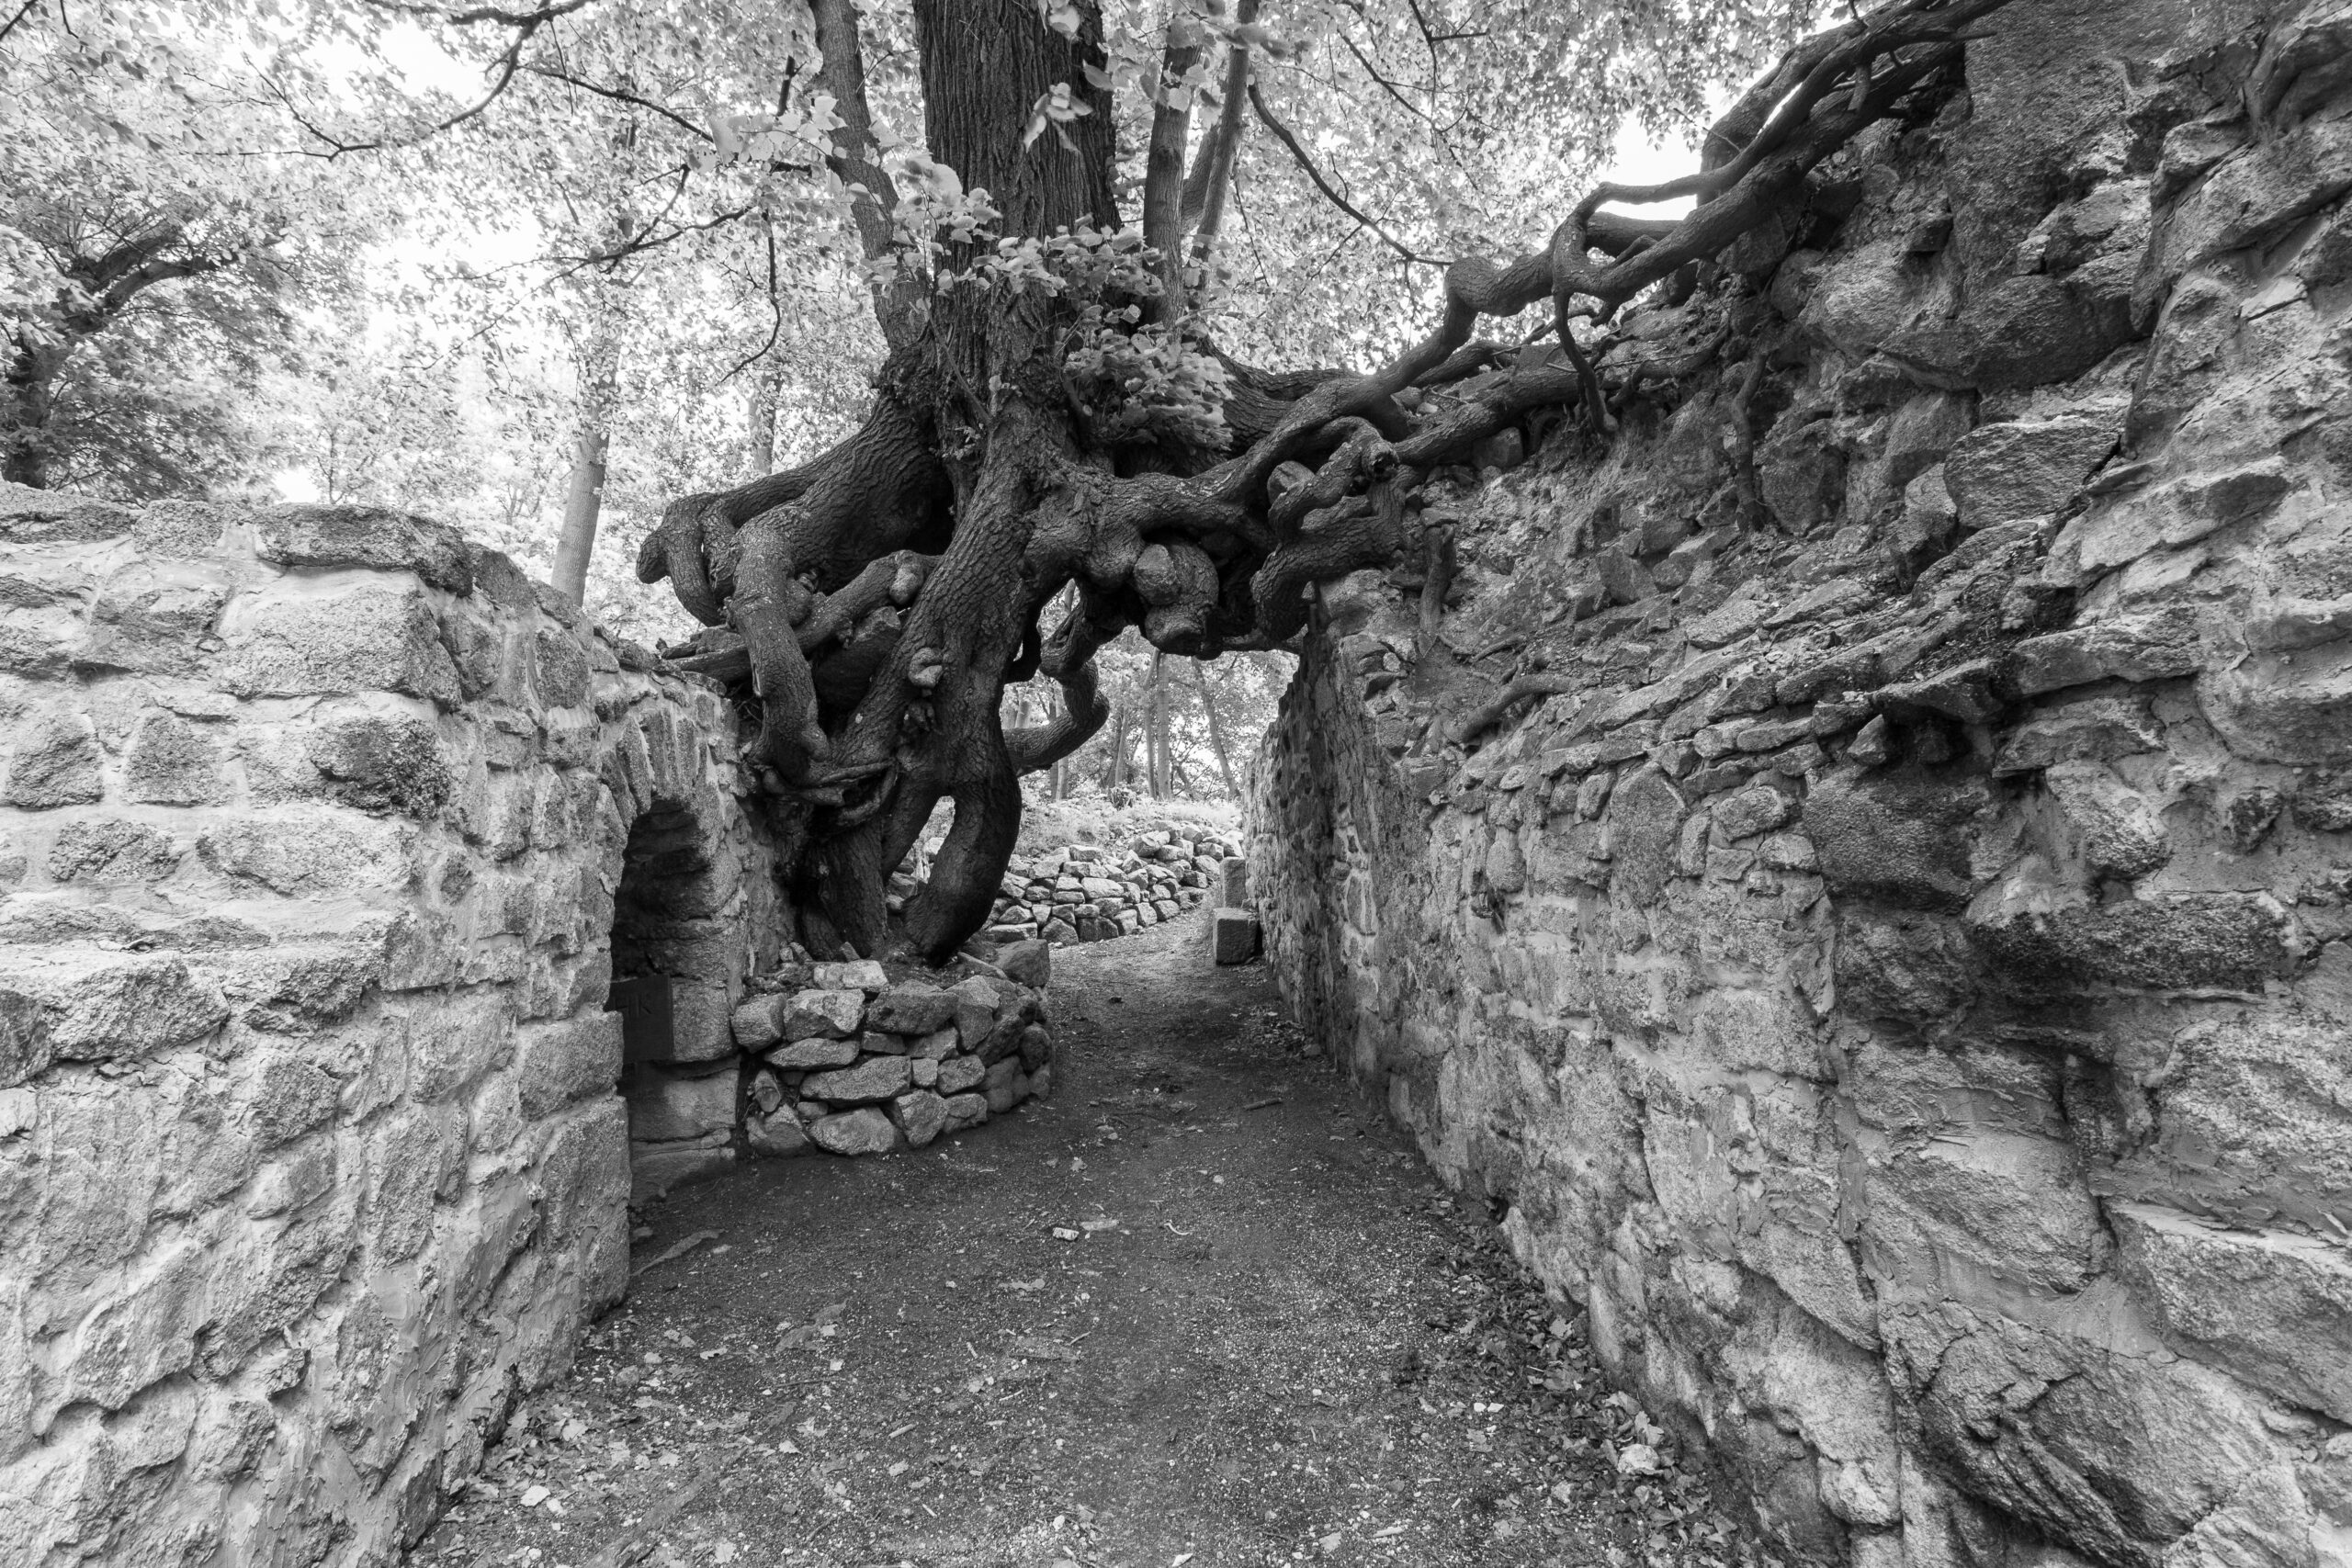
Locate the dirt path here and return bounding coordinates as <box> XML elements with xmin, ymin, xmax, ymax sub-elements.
<box><xmin>411</xmin><ymin>920</ymin><xmax>1730</xmax><ymax>1568</ymax></box>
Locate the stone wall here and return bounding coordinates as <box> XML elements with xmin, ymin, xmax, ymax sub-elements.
<box><xmin>728</xmin><ymin>950</ymin><xmax>1056</xmax><ymax>1162</ymax></box>
<box><xmin>0</xmin><ymin>488</ymin><xmax>786</xmax><ymax>1564</ymax></box>
<box><xmin>1253</xmin><ymin>6</ymin><xmax>2352</xmax><ymax>1565</ymax></box>
<box><xmin>979</xmin><ymin>825</ymin><xmax>1237</xmax><ymax>944</ymax></box>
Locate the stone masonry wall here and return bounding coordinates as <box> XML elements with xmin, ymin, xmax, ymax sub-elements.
<box><xmin>0</xmin><ymin>487</ymin><xmax>785</xmax><ymax>1566</ymax></box>
<box><xmin>1253</xmin><ymin>6</ymin><xmax>2352</xmax><ymax>1565</ymax></box>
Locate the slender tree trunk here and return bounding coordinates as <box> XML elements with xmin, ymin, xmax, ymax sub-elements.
<box><xmin>747</xmin><ymin>361</ymin><xmax>781</xmax><ymax>477</ymax></box>
<box><xmin>549</xmin><ymin>319</ymin><xmax>622</xmax><ymax>605</ymax></box>
<box><xmin>1185</xmin><ymin>0</ymin><xmax>1258</xmax><ymax>279</ymax></box>
<box><xmin>1191</xmin><ymin>660</ymin><xmax>1238</xmax><ymax>796</ymax></box>
<box><xmin>550</xmin><ymin>423</ymin><xmax>608</xmax><ymax>604</ymax></box>
<box><xmin>1104</xmin><ymin>701</ymin><xmax>1131</xmax><ymax>792</ymax></box>
<box><xmin>1148</xmin><ymin>650</ymin><xmax>1171</xmax><ymax>798</ymax></box>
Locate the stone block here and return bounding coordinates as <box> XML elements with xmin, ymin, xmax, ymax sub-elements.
<box><xmin>198</xmin><ymin>807</ymin><xmax>413</xmax><ymax>898</ymax></box>
<box><xmin>731</xmin><ymin>994</ymin><xmax>785</xmax><ymax>1048</ymax></box>
<box><xmin>124</xmin><ymin>713</ymin><xmax>228</xmax><ymax>806</ymax></box>
<box><xmin>47</xmin><ymin>819</ymin><xmax>181</xmax><ymax>884</ymax></box>
<box><xmin>2008</xmin><ymin>608</ymin><xmax>2203</xmax><ymax>696</ymax></box>
<box><xmin>218</xmin><ymin>585</ymin><xmax>462</xmax><ymax>706</ymax></box>
<box><xmin>0</xmin><ymin>482</ymin><xmax>135</xmax><ymax>543</ymax></box>
<box><xmin>764</xmin><ymin>1037</ymin><xmax>858</xmax><ymax>1070</ymax></box>
<box><xmin>889</xmin><ymin>1089</ymin><xmax>950</xmax><ymax>1149</ymax></box>
<box><xmin>10</xmin><ymin>953</ymin><xmax>228</xmax><ymax>1074</ymax></box>
<box><xmin>516</xmin><ymin>1013</ymin><xmax>624</xmax><ymax>1121</ymax></box>
<box><xmin>800</xmin><ymin>1055</ymin><xmax>910</xmax><ymax>1105</ymax></box>
<box><xmin>1211</xmin><ymin>908</ymin><xmax>1259</xmax><ymax>965</ymax></box>
<box><xmin>3</xmin><ymin>706</ymin><xmax>102</xmax><ymax>808</ymax></box>
<box><xmin>782</xmin><ymin>988</ymin><xmax>865</xmax><ymax>1039</ymax></box>
<box><xmin>2112</xmin><ymin>1201</ymin><xmax>2352</xmax><ymax>1423</ymax></box>
<box><xmin>812</xmin><ymin>959</ymin><xmax>887</xmax><ymax>992</ymax></box>
<box><xmin>998</xmin><ymin>939</ymin><xmax>1050</xmax><ymax>988</ymax></box>
<box><xmin>865</xmin><ymin>983</ymin><xmax>956</xmax><ymax>1036</ymax></box>
<box><xmin>666</xmin><ymin>979</ymin><xmax>735</xmax><ymax>1063</ymax></box>
<box><xmin>910</xmin><ymin>1025</ymin><xmax>958</xmax><ymax>1060</ymax></box>
<box><xmin>808</xmin><ymin>1107</ymin><xmax>899</xmax><ymax>1156</ymax></box>
<box><xmin>747</xmin><ymin>1110</ymin><xmax>808</xmax><ymax>1157</ymax></box>
<box><xmin>254</xmin><ymin>504</ymin><xmax>475</xmax><ymax>592</ymax></box>
<box><xmin>304</xmin><ymin>712</ymin><xmax>450</xmax><ymax>817</ymax></box>
<box><xmin>623</xmin><ymin>1063</ymin><xmax>739</xmax><ymax>1144</ymax></box>
<box><xmin>1017</xmin><ymin>1024</ymin><xmax>1052</xmax><ymax>1071</ymax></box>
<box><xmin>1218</xmin><ymin>857</ymin><xmax>1250</xmax><ymax>906</ymax></box>
<box><xmin>950</xmin><ymin>976</ymin><xmax>1006</xmax><ymax>1051</ymax></box>
<box><xmin>943</xmin><ymin>1093</ymin><xmax>988</xmax><ymax>1132</ymax></box>
<box><xmin>936</xmin><ymin>1055</ymin><xmax>987</xmax><ymax>1096</ymax></box>
<box><xmin>982</xmin><ymin>1056</ymin><xmax>1024</xmax><ymax>1114</ymax></box>
<box><xmin>1941</xmin><ymin>415</ymin><xmax>2115</xmax><ymax>529</ymax></box>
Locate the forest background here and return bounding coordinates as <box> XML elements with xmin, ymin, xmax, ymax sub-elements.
<box><xmin>0</xmin><ymin>0</ymin><xmax>1794</xmax><ymax>806</ymax></box>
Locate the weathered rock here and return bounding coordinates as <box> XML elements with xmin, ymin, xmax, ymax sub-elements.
<box><xmin>808</xmin><ymin>1107</ymin><xmax>899</xmax><ymax>1156</ymax></box>
<box><xmin>623</xmin><ymin>1064</ymin><xmax>739</xmax><ymax>1143</ymax></box>
<box><xmin>982</xmin><ymin>1056</ymin><xmax>1025</xmax><ymax>1115</ymax></box>
<box><xmin>812</xmin><ymin>959</ymin><xmax>888</xmax><ymax>992</ymax></box>
<box><xmin>781</xmin><ymin>987</ymin><xmax>865</xmax><ymax>1039</ymax></box>
<box><xmin>799</xmin><ymin>1056</ymin><xmax>911</xmax><ymax>1105</ymax></box>
<box><xmin>935</xmin><ymin>1055</ymin><xmax>987</xmax><ymax>1096</ymax></box>
<box><xmin>2112</xmin><ymin>1201</ymin><xmax>2352</xmax><ymax>1423</ymax></box>
<box><xmin>254</xmin><ymin>504</ymin><xmax>475</xmax><ymax>592</ymax></box>
<box><xmin>865</xmin><ymin>982</ymin><xmax>957</xmax><ymax>1036</ymax></box>
<box><xmin>889</xmin><ymin>1089</ymin><xmax>950</xmax><ymax>1149</ymax></box>
<box><xmin>747</xmin><ymin>1110</ymin><xmax>809</xmax><ymax>1157</ymax></box>
<box><xmin>3</xmin><ymin>707</ymin><xmax>103</xmax><ymax>807</ymax></box>
<box><xmin>998</xmin><ymin>939</ymin><xmax>1050</xmax><ymax>987</ymax></box>
<box><xmin>1211</xmin><ymin>908</ymin><xmax>1259</xmax><ymax>965</ymax></box>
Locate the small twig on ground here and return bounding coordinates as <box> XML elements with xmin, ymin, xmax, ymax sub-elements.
<box><xmin>629</xmin><ymin>1229</ymin><xmax>720</xmax><ymax>1279</ymax></box>
<box><xmin>1241</xmin><ymin>1097</ymin><xmax>1284</xmax><ymax>1111</ymax></box>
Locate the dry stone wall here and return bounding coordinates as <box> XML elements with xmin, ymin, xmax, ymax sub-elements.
<box><xmin>977</xmin><ymin>826</ymin><xmax>1236</xmax><ymax>945</ymax></box>
<box><xmin>725</xmin><ymin>947</ymin><xmax>1057</xmax><ymax>1162</ymax></box>
<box><xmin>1253</xmin><ymin>6</ymin><xmax>2352</xmax><ymax>1566</ymax></box>
<box><xmin>0</xmin><ymin>488</ymin><xmax>786</xmax><ymax>1565</ymax></box>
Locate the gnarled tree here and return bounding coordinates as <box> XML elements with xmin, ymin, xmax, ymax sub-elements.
<box><xmin>632</xmin><ymin>0</ymin><xmax>2017</xmax><ymax>964</ymax></box>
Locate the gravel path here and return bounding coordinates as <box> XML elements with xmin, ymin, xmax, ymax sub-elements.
<box><xmin>409</xmin><ymin>919</ymin><xmax>1733</xmax><ymax>1568</ymax></box>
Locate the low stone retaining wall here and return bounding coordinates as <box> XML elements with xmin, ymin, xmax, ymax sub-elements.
<box><xmin>623</xmin><ymin>945</ymin><xmax>1055</xmax><ymax>1187</ymax></box>
<box><xmin>981</xmin><ymin>826</ymin><xmax>1235</xmax><ymax>944</ymax></box>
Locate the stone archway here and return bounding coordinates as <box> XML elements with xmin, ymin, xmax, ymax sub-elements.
<box><xmin>605</xmin><ymin>794</ymin><xmax>746</xmax><ymax>1201</ymax></box>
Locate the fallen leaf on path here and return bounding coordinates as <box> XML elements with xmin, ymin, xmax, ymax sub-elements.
<box><xmin>1614</xmin><ymin>1441</ymin><xmax>1662</xmax><ymax>1476</ymax></box>
<box><xmin>1080</xmin><ymin>1217</ymin><xmax>1120</xmax><ymax>1231</ymax></box>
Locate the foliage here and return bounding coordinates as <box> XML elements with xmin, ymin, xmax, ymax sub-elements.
<box><xmin>0</xmin><ymin>1</ymin><xmax>379</xmax><ymax>491</ymax></box>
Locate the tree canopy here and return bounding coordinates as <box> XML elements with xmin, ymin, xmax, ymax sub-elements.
<box><xmin>0</xmin><ymin>0</ymin><xmax>2017</xmax><ymax>962</ymax></box>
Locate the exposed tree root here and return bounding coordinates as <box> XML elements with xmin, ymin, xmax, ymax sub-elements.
<box><xmin>641</xmin><ymin>0</ymin><xmax>2016</xmax><ymax>963</ymax></box>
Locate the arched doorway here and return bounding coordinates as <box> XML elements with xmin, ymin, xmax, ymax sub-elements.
<box><xmin>605</xmin><ymin>795</ymin><xmax>744</xmax><ymax>1201</ymax></box>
